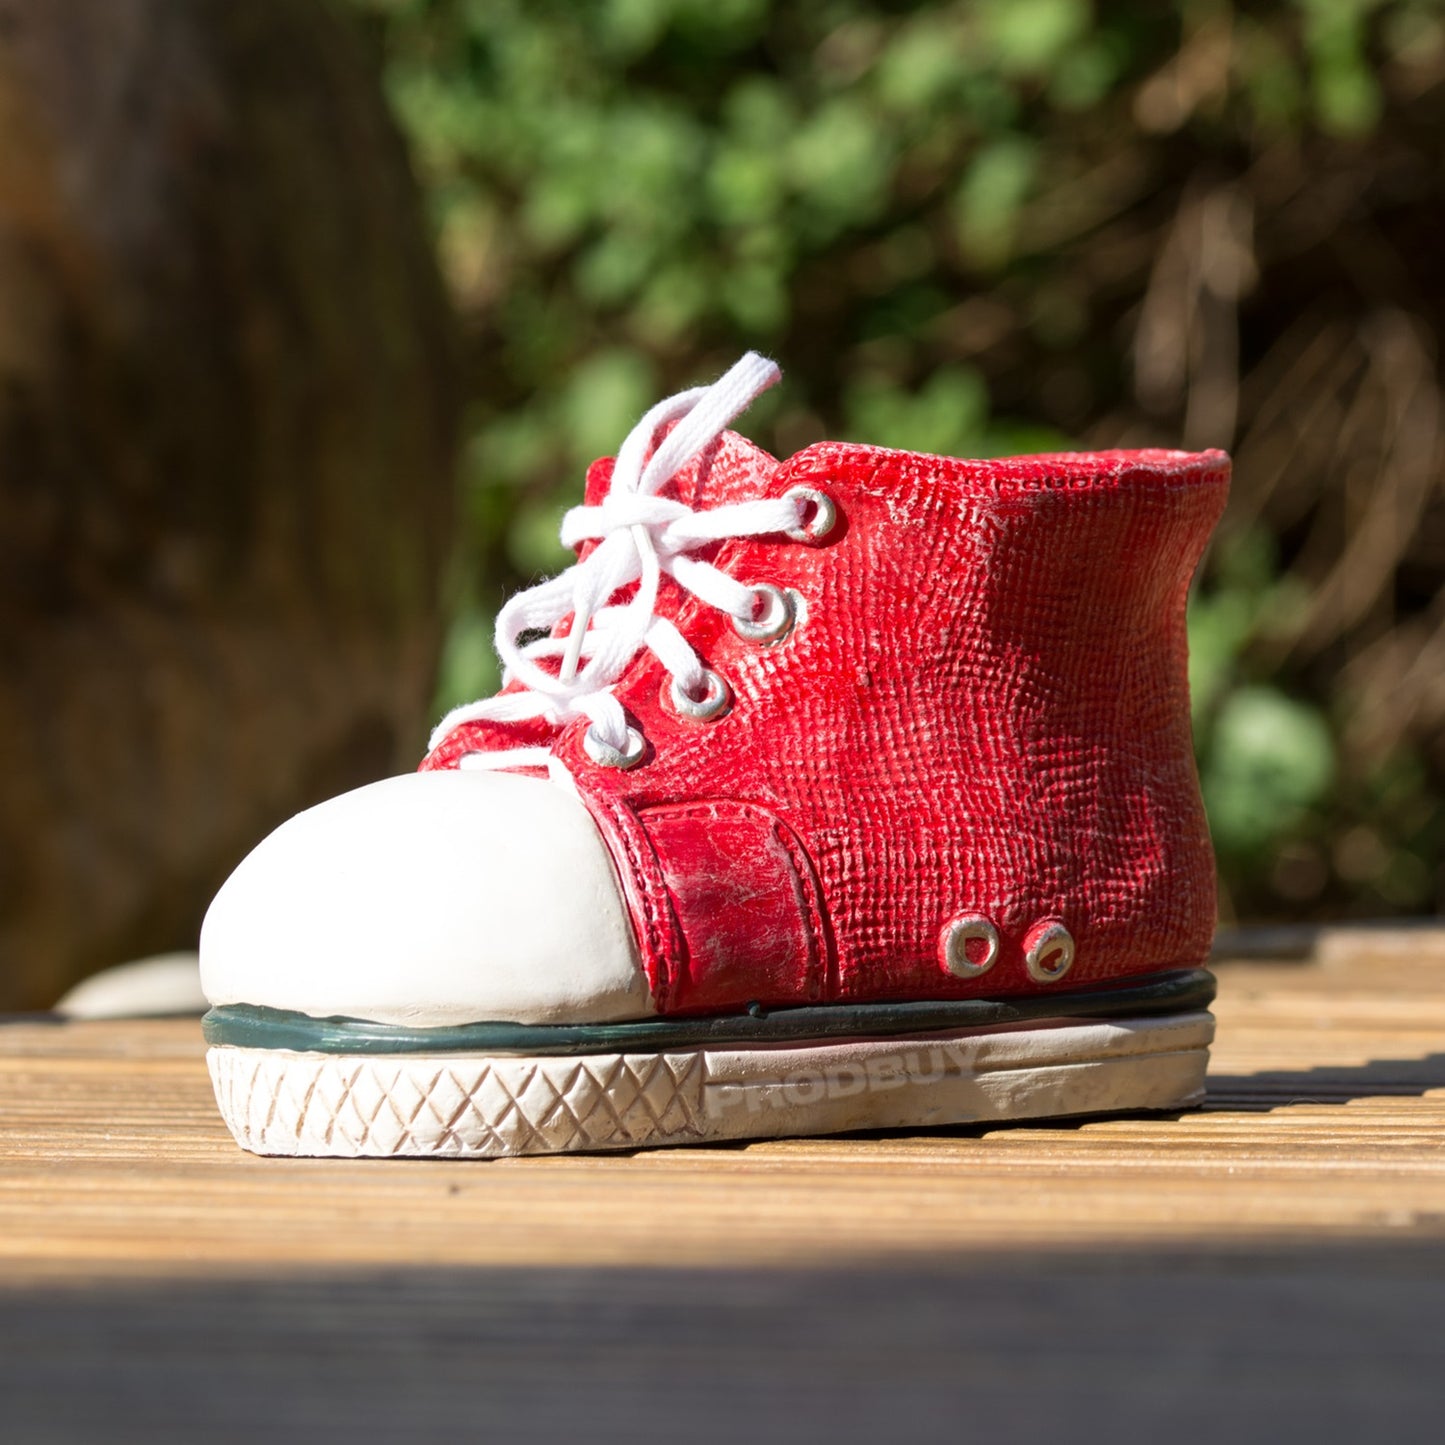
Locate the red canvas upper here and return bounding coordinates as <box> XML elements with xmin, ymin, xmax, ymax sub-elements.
<box><xmin>424</xmin><ymin>434</ymin><xmax>1229</xmax><ymax>1017</ymax></box>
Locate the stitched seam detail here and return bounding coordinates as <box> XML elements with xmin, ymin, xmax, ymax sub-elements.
<box><xmin>769</xmin><ymin>818</ymin><xmax>831</xmax><ymax>1001</ymax></box>
<box><xmin>636</xmin><ymin>799</ymin><xmax>830</xmax><ymax>1005</ymax></box>
<box><xmin>584</xmin><ymin>790</ymin><xmax>680</xmax><ymax>1012</ymax></box>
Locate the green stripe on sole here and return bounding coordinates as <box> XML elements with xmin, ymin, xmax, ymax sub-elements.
<box><xmin>203</xmin><ymin>968</ymin><xmax>1216</xmax><ymax>1057</ymax></box>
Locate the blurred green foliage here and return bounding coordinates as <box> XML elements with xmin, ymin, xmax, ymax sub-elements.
<box><xmin>345</xmin><ymin>0</ymin><xmax>1445</xmax><ymax>920</ymax></box>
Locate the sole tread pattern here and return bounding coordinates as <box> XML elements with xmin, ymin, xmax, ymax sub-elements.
<box><xmin>208</xmin><ymin>1011</ymin><xmax>1213</xmax><ymax>1158</ymax></box>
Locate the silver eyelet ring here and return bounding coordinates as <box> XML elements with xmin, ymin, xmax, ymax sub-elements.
<box><xmin>1024</xmin><ymin>921</ymin><xmax>1075</xmax><ymax>983</ymax></box>
<box><xmin>783</xmin><ymin>485</ymin><xmax>838</xmax><ymax>544</ymax></box>
<box><xmin>582</xmin><ymin>724</ymin><xmax>646</xmax><ymax>770</ymax></box>
<box><xmin>732</xmin><ymin>584</ymin><xmax>795</xmax><ymax>643</ymax></box>
<box><xmin>940</xmin><ymin>915</ymin><xmax>1000</xmax><ymax>979</ymax></box>
<box><xmin>669</xmin><ymin>668</ymin><xmax>731</xmax><ymax>721</ymax></box>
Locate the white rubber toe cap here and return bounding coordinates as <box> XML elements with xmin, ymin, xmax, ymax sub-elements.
<box><xmin>200</xmin><ymin>771</ymin><xmax>652</xmax><ymax>1026</ymax></box>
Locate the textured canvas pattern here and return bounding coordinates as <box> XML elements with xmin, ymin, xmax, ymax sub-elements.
<box><xmin>425</xmin><ymin>436</ymin><xmax>1229</xmax><ymax>1017</ymax></box>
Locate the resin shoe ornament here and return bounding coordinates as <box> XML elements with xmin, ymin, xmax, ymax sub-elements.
<box><xmin>202</xmin><ymin>353</ymin><xmax>1230</xmax><ymax>1158</ymax></box>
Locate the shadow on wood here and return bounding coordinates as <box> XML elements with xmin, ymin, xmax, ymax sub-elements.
<box><xmin>4</xmin><ymin>1243</ymin><xmax>1444</xmax><ymax>1443</ymax></box>
<box><xmin>1206</xmin><ymin>1052</ymin><xmax>1445</xmax><ymax>1109</ymax></box>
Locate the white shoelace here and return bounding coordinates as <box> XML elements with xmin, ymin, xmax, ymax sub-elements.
<box><xmin>429</xmin><ymin>352</ymin><xmax>808</xmax><ymax>772</ymax></box>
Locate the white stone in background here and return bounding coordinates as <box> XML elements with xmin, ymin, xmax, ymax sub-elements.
<box><xmin>56</xmin><ymin>952</ymin><xmax>206</xmax><ymax>1019</ymax></box>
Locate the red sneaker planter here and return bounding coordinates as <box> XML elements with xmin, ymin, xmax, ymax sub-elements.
<box><xmin>202</xmin><ymin>355</ymin><xmax>1229</xmax><ymax>1157</ymax></box>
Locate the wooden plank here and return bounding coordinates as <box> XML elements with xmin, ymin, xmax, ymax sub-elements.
<box><xmin>5</xmin><ymin>930</ymin><xmax>1445</xmax><ymax>1273</ymax></box>
<box><xmin>2</xmin><ymin>926</ymin><xmax>1444</xmax><ymax>1440</ymax></box>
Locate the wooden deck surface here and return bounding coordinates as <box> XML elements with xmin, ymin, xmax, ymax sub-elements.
<box><xmin>3</xmin><ymin>926</ymin><xmax>1445</xmax><ymax>1441</ymax></box>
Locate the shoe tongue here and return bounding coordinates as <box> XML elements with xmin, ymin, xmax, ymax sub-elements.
<box><xmin>583</xmin><ymin>427</ymin><xmax>779</xmax><ymax>510</ymax></box>
<box><xmin>672</xmin><ymin>427</ymin><xmax>780</xmax><ymax>507</ymax></box>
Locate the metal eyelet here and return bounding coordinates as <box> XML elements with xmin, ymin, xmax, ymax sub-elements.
<box><xmin>1024</xmin><ymin>921</ymin><xmax>1075</xmax><ymax>983</ymax></box>
<box><xmin>940</xmin><ymin>915</ymin><xmax>999</xmax><ymax>979</ymax></box>
<box><xmin>783</xmin><ymin>485</ymin><xmax>838</xmax><ymax>544</ymax></box>
<box><xmin>582</xmin><ymin>724</ymin><xmax>646</xmax><ymax>770</ymax></box>
<box><xmin>732</xmin><ymin>584</ymin><xmax>795</xmax><ymax>643</ymax></box>
<box><xmin>669</xmin><ymin>668</ymin><xmax>731</xmax><ymax>721</ymax></box>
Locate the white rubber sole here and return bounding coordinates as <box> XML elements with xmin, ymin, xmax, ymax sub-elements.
<box><xmin>207</xmin><ymin>1009</ymin><xmax>1214</xmax><ymax>1158</ymax></box>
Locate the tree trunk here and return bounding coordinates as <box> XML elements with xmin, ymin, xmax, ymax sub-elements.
<box><xmin>0</xmin><ymin>0</ymin><xmax>459</xmax><ymax>1008</ymax></box>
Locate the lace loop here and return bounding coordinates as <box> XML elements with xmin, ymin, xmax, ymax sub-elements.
<box><xmin>430</xmin><ymin>353</ymin><xmax>803</xmax><ymax>766</ymax></box>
